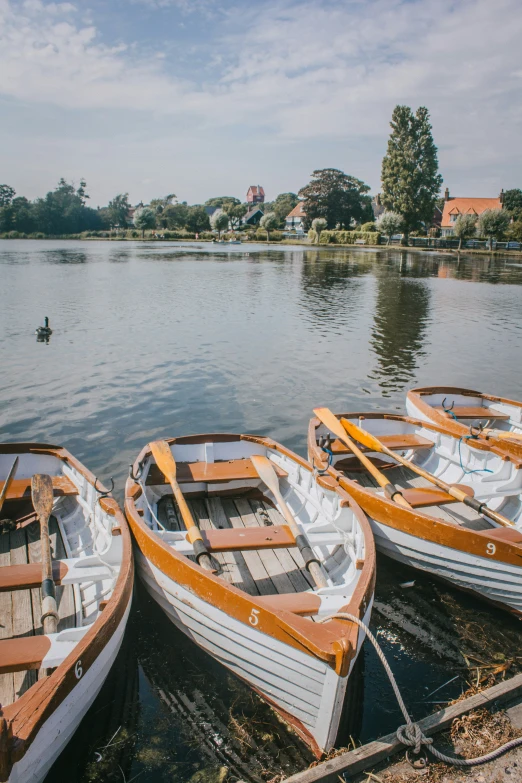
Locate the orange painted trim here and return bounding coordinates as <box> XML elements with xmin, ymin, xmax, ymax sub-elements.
<box><xmin>308</xmin><ymin>417</ymin><xmax>522</xmax><ymax>569</ymax></box>
<box><xmin>1</xmin><ymin>443</ymin><xmax>134</xmax><ymax>777</ymax></box>
<box><xmin>125</xmin><ymin>433</ymin><xmax>376</xmax><ymax>676</ymax></box>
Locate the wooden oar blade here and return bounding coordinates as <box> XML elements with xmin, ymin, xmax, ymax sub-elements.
<box><xmin>31</xmin><ymin>474</ymin><xmax>54</xmax><ymax>520</ymax></box>
<box><xmin>251</xmin><ymin>455</ymin><xmax>280</xmax><ymax>497</ymax></box>
<box><xmin>340</xmin><ymin>418</ymin><xmax>385</xmax><ymax>454</ymax></box>
<box><xmin>313</xmin><ymin>407</ymin><xmax>348</xmax><ymax>443</ymax></box>
<box><xmin>150</xmin><ymin>440</ymin><xmax>177</xmax><ymax>482</ymax></box>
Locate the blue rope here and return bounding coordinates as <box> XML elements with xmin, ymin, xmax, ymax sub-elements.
<box><xmin>442</xmin><ymin>401</ymin><xmax>493</xmax><ymax>476</ymax></box>
<box><xmin>314</xmin><ymin>447</ymin><xmax>334</xmax><ymax>475</ymax></box>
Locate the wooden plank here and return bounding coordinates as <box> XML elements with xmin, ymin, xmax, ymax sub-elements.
<box><xmin>203</xmin><ymin>524</ymin><xmax>296</xmax><ymax>552</ymax></box>
<box><xmin>0</xmin><ymin>533</ymin><xmax>14</xmax><ymax>707</ymax></box>
<box><xmin>160</xmin><ymin>496</ymin><xmax>182</xmax><ymax>531</ymax></box>
<box><xmin>147</xmin><ymin>458</ymin><xmax>288</xmax><ymax>486</ymax></box>
<box><xmin>221</xmin><ymin>499</ymin><xmax>276</xmax><ymax>596</ymax></box>
<box><xmin>0</xmin><ymin>476</ymin><xmax>78</xmax><ymax>501</ymax></box>
<box><xmin>10</xmin><ymin>528</ymin><xmax>37</xmax><ymax>697</ymax></box>
<box><xmin>261</xmin><ymin>502</ymin><xmax>315</xmax><ymax>589</ymax></box>
<box><xmin>0</xmin><ymin>636</ymin><xmax>51</xmax><ymax>674</ymax></box>
<box><xmin>0</xmin><ymin>561</ymin><xmax>68</xmax><ymax>592</ymax></box>
<box><xmin>283</xmin><ymin>673</ymin><xmax>522</xmax><ymax>783</ymax></box>
<box><xmin>257</xmin><ymin>593</ymin><xmax>321</xmax><ymax>616</ymax></box>
<box><xmin>188</xmin><ymin>499</ymin><xmax>240</xmax><ymax>584</ymax></box>
<box><xmin>328</xmin><ymin>433</ymin><xmax>433</xmax><ymax>455</ymax></box>
<box><xmin>205</xmin><ymin>497</ymin><xmax>259</xmax><ymax>596</ymax></box>
<box><xmin>26</xmin><ymin>521</ymin><xmax>43</xmax><ymax>639</ymax></box>
<box><xmin>49</xmin><ymin>518</ymin><xmax>76</xmax><ymax>631</ymax></box>
<box><xmin>234</xmin><ymin>499</ymin><xmax>295</xmax><ymax>595</ymax></box>
<box><xmin>250</xmin><ymin>500</ymin><xmax>312</xmax><ymax>592</ymax></box>
<box><xmin>435</xmin><ymin>405</ymin><xmax>510</xmax><ymax>420</ymax></box>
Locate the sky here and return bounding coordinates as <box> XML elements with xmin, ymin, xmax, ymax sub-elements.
<box><xmin>0</xmin><ymin>0</ymin><xmax>521</xmax><ymax>207</ymax></box>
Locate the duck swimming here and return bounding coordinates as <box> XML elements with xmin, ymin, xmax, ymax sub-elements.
<box><xmin>35</xmin><ymin>316</ymin><xmax>52</xmax><ymax>337</ymax></box>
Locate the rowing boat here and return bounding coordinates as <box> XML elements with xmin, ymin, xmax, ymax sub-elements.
<box><xmin>308</xmin><ymin>411</ymin><xmax>522</xmax><ymax>617</ymax></box>
<box><xmin>0</xmin><ymin>443</ymin><xmax>133</xmax><ymax>783</ymax></box>
<box><xmin>407</xmin><ymin>386</ymin><xmax>522</xmax><ymax>460</ymax></box>
<box><xmin>124</xmin><ymin>433</ymin><xmax>375</xmax><ymax>757</ymax></box>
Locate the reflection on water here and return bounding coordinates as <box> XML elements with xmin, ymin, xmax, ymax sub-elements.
<box><xmin>1</xmin><ymin>239</ymin><xmax>522</xmax><ymax>781</ymax></box>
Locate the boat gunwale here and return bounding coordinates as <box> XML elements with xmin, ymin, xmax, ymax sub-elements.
<box><xmin>124</xmin><ymin>432</ymin><xmax>376</xmax><ymax>676</ymax></box>
<box><xmin>407</xmin><ymin>387</ymin><xmax>522</xmax><ymax>463</ymax></box>
<box><xmin>307</xmin><ymin>414</ymin><xmax>522</xmax><ymax>573</ymax></box>
<box><xmin>0</xmin><ymin>442</ymin><xmax>134</xmax><ymax>775</ymax></box>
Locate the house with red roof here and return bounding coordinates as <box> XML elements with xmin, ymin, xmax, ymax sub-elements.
<box><xmin>285</xmin><ymin>202</ymin><xmax>306</xmax><ymax>233</ymax></box>
<box><xmin>440</xmin><ymin>188</ymin><xmax>504</xmax><ymax>236</ymax></box>
<box><xmin>246</xmin><ymin>185</ymin><xmax>265</xmax><ymax>205</ymax></box>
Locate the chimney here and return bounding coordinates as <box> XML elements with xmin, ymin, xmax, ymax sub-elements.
<box><xmin>500</xmin><ymin>189</ymin><xmax>504</xmax><ymax>206</ymax></box>
<box><xmin>444</xmin><ymin>187</ymin><xmax>450</xmax><ymax>202</ymax></box>
<box><xmin>375</xmin><ymin>193</ymin><xmax>381</xmax><ymax>206</ymax></box>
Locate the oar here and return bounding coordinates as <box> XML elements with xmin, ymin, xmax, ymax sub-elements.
<box><xmin>313</xmin><ymin>408</ymin><xmax>413</xmax><ymax>509</ymax></box>
<box><xmin>341</xmin><ymin>418</ymin><xmax>515</xmax><ymax>529</ymax></box>
<box><xmin>149</xmin><ymin>440</ymin><xmax>214</xmax><ymax>571</ymax></box>
<box><xmin>31</xmin><ymin>474</ymin><xmax>59</xmax><ymax>634</ymax></box>
<box><xmin>251</xmin><ymin>454</ymin><xmax>328</xmax><ymax>588</ymax></box>
<box><xmin>0</xmin><ymin>457</ymin><xmax>19</xmax><ymax>517</ymax></box>
<box><xmin>481</xmin><ymin>428</ymin><xmax>522</xmax><ymax>442</ymax></box>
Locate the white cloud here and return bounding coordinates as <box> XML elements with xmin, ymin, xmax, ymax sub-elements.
<box><xmin>0</xmin><ymin>0</ymin><xmax>521</xmax><ymax>195</ymax></box>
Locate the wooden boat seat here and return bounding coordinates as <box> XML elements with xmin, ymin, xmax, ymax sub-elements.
<box><xmin>202</xmin><ymin>525</ymin><xmax>295</xmax><ymax>552</ymax></box>
<box><xmin>0</xmin><ymin>557</ymin><xmax>113</xmax><ymax>593</ymax></box>
<box><xmin>478</xmin><ymin>528</ymin><xmax>522</xmax><ymax>544</ymax></box>
<box><xmin>327</xmin><ymin>433</ymin><xmax>433</xmax><ymax>456</ymax></box>
<box><xmin>0</xmin><ymin>476</ymin><xmax>78</xmax><ymax>502</ymax></box>
<box><xmin>401</xmin><ymin>485</ymin><xmax>474</xmax><ymax>509</ymax></box>
<box><xmin>147</xmin><ymin>458</ymin><xmax>288</xmax><ymax>486</ymax></box>
<box><xmin>0</xmin><ymin>629</ymin><xmax>84</xmax><ymax>674</ymax></box>
<box><xmin>435</xmin><ymin>406</ymin><xmax>510</xmax><ymax>420</ymax></box>
<box><xmin>256</xmin><ymin>592</ymin><xmax>321</xmax><ymax>616</ymax></box>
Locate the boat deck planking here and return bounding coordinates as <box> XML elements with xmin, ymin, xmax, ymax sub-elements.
<box><xmin>0</xmin><ymin>516</ymin><xmax>76</xmax><ymax>709</ymax></box>
<box><xmin>157</xmin><ymin>495</ymin><xmax>315</xmax><ymax>598</ymax></box>
<box><xmin>344</xmin><ymin>465</ymin><xmax>493</xmax><ymax>532</ymax></box>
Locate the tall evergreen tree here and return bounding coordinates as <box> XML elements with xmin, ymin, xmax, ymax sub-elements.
<box><xmin>381</xmin><ymin>106</ymin><xmax>442</xmax><ymax>244</ymax></box>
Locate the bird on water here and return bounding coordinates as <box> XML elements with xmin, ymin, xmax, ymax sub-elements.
<box><xmin>35</xmin><ymin>316</ymin><xmax>53</xmax><ymax>337</ymax></box>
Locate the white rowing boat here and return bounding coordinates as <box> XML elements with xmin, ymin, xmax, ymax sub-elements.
<box><xmin>407</xmin><ymin>386</ymin><xmax>522</xmax><ymax>461</ymax></box>
<box><xmin>125</xmin><ymin>433</ymin><xmax>375</xmax><ymax>757</ymax></box>
<box><xmin>308</xmin><ymin>412</ymin><xmax>522</xmax><ymax>617</ymax></box>
<box><xmin>0</xmin><ymin>443</ymin><xmax>133</xmax><ymax>783</ymax></box>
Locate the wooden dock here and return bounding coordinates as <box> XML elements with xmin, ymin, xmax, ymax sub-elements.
<box><xmin>284</xmin><ymin>673</ymin><xmax>522</xmax><ymax>783</ymax></box>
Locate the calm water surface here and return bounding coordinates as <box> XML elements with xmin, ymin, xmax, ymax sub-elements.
<box><xmin>1</xmin><ymin>240</ymin><xmax>521</xmax><ymax>782</ymax></box>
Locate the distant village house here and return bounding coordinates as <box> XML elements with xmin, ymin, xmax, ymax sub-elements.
<box><xmin>440</xmin><ymin>188</ymin><xmax>504</xmax><ymax>237</ymax></box>
<box><xmin>285</xmin><ymin>202</ymin><xmax>306</xmax><ymax>233</ymax></box>
<box><xmin>246</xmin><ymin>186</ymin><xmax>265</xmax><ymax>205</ymax></box>
<box><xmin>242</xmin><ymin>207</ymin><xmax>264</xmax><ymax>226</ymax></box>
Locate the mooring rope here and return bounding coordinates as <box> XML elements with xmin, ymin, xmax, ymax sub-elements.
<box><xmin>318</xmin><ymin>612</ymin><xmax>522</xmax><ymax>767</ymax></box>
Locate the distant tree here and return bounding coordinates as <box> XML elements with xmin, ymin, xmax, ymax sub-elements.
<box><xmin>211</xmin><ymin>210</ymin><xmax>229</xmax><ymax>238</ymax></box>
<box><xmin>224</xmin><ymin>202</ymin><xmax>247</xmax><ymax>229</ymax></box>
<box><xmin>0</xmin><ymin>185</ymin><xmax>16</xmax><ymax>207</ymax></box>
<box><xmin>134</xmin><ymin>206</ymin><xmax>157</xmax><ymax>238</ymax></box>
<box><xmin>503</xmin><ymin>189</ymin><xmax>522</xmax><ymax>220</ymax></box>
<box><xmin>185</xmin><ymin>206</ymin><xmax>211</xmax><ymax>233</ymax></box>
<box><xmin>376</xmin><ymin>211</ymin><xmax>404</xmax><ymax>245</ymax></box>
<box><xmin>453</xmin><ymin>214</ymin><xmax>477</xmax><ymax>250</ymax></box>
<box><xmin>107</xmin><ymin>193</ymin><xmax>131</xmax><ymax>228</ymax></box>
<box><xmin>477</xmin><ymin>209</ymin><xmax>511</xmax><ymax>249</ymax></box>
<box><xmin>205</xmin><ymin>197</ymin><xmax>240</xmax><ymax>209</ymax></box>
<box><xmin>270</xmin><ymin>193</ymin><xmax>299</xmax><ymax>225</ymax></box>
<box><xmin>32</xmin><ymin>178</ymin><xmax>95</xmax><ymax>234</ymax></box>
<box><xmin>162</xmin><ymin>203</ymin><xmax>189</xmax><ymax>229</ymax></box>
<box><xmin>298</xmin><ymin>169</ymin><xmax>370</xmax><ymax>230</ymax></box>
<box><xmin>259</xmin><ymin>212</ymin><xmax>279</xmax><ymax>241</ymax></box>
<box><xmin>311</xmin><ymin>217</ymin><xmax>327</xmax><ymax>244</ymax></box>
<box><xmin>381</xmin><ymin>105</ymin><xmax>442</xmax><ymax>244</ymax></box>
<box><xmin>360</xmin><ymin>221</ymin><xmax>377</xmax><ymax>232</ymax></box>
<box><xmin>507</xmin><ymin>220</ymin><xmax>522</xmax><ymax>243</ymax></box>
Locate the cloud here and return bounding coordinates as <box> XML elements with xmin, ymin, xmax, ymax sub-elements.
<box><xmin>0</xmin><ymin>0</ymin><xmax>521</xmax><ymax>194</ymax></box>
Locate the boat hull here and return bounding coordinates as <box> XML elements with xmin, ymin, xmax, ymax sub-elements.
<box><xmin>135</xmin><ymin>548</ymin><xmax>368</xmax><ymax>756</ymax></box>
<box><xmin>370</xmin><ymin>520</ymin><xmax>522</xmax><ymax>616</ymax></box>
<box><xmin>8</xmin><ymin>594</ymin><xmax>132</xmax><ymax>783</ymax></box>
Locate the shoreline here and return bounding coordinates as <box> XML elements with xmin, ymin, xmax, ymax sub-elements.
<box><xmin>1</xmin><ymin>235</ymin><xmax>522</xmax><ymax>259</ymax></box>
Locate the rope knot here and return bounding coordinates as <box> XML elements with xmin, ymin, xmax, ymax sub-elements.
<box><xmin>396</xmin><ymin>722</ymin><xmax>432</xmax><ymax>755</ymax></box>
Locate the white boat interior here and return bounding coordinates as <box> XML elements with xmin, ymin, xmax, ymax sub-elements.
<box><xmin>407</xmin><ymin>390</ymin><xmax>522</xmax><ymax>435</ymax></box>
<box><xmin>133</xmin><ymin>437</ymin><xmax>368</xmax><ymax>618</ymax></box>
<box><xmin>312</xmin><ymin>414</ymin><xmax>522</xmax><ymax>529</ymax></box>
<box><xmin>0</xmin><ymin>449</ymin><xmax>124</xmax><ymax>709</ymax></box>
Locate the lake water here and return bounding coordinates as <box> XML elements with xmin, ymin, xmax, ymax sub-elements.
<box><xmin>1</xmin><ymin>239</ymin><xmax>522</xmax><ymax>782</ymax></box>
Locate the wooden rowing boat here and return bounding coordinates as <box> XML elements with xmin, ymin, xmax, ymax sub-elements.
<box><xmin>0</xmin><ymin>443</ymin><xmax>133</xmax><ymax>783</ymax></box>
<box><xmin>407</xmin><ymin>386</ymin><xmax>522</xmax><ymax>460</ymax></box>
<box><xmin>124</xmin><ymin>433</ymin><xmax>375</xmax><ymax>757</ymax></box>
<box><xmin>308</xmin><ymin>412</ymin><xmax>522</xmax><ymax>617</ymax></box>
